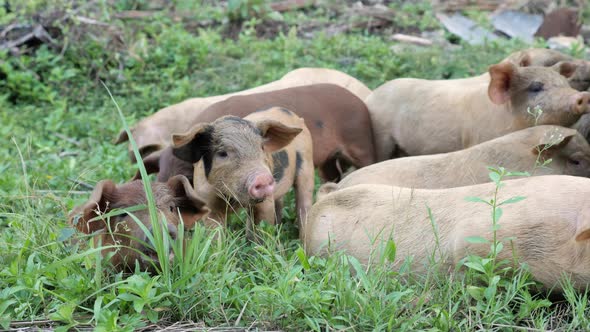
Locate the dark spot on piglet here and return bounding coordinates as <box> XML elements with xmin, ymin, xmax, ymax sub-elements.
<box><xmin>295</xmin><ymin>151</ymin><xmax>303</xmax><ymax>174</ymax></box>
<box><xmin>272</xmin><ymin>150</ymin><xmax>289</xmax><ymax>183</ymax></box>
<box><xmin>315</xmin><ymin>120</ymin><xmax>324</xmax><ymax>129</ymax></box>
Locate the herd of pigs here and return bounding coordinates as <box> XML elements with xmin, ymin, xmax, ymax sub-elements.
<box><xmin>70</xmin><ymin>48</ymin><xmax>590</xmax><ymax>292</ymax></box>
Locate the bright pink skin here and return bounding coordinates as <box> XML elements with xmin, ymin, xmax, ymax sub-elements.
<box><xmin>247</xmin><ymin>172</ymin><xmax>275</xmax><ymax>201</ymax></box>
<box><xmin>572</xmin><ymin>92</ymin><xmax>590</xmax><ymax>114</ymax></box>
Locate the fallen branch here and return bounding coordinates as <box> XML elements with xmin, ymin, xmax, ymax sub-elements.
<box><xmin>391</xmin><ymin>33</ymin><xmax>433</xmax><ymax>46</ymax></box>
<box><xmin>0</xmin><ymin>24</ymin><xmax>57</xmax><ymax>51</ymax></box>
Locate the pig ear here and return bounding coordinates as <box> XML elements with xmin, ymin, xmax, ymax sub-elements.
<box><xmin>167</xmin><ymin>175</ymin><xmax>209</xmax><ymax>230</ymax></box>
<box><xmin>70</xmin><ymin>180</ymin><xmax>118</xmax><ymax>234</ymax></box>
<box><xmin>171</xmin><ymin>123</ymin><xmax>214</xmax><ymax>163</ymax></box>
<box><xmin>532</xmin><ymin>127</ymin><xmax>577</xmax><ymax>158</ymax></box>
<box><xmin>488</xmin><ymin>61</ymin><xmax>517</xmax><ymax>105</ymax></box>
<box><xmin>552</xmin><ymin>61</ymin><xmax>578</xmax><ymax>79</ymax></box>
<box><xmin>257</xmin><ymin>120</ymin><xmax>303</xmax><ymax>152</ymax></box>
<box><xmin>114</xmin><ymin>129</ymin><xmax>129</xmax><ymax>144</ymax></box>
<box><xmin>518</xmin><ymin>54</ymin><xmax>531</xmax><ymax>67</ymax></box>
<box><xmin>131</xmin><ymin>150</ymin><xmax>162</xmax><ymax>181</ymax></box>
<box><xmin>575</xmin><ymin>207</ymin><xmax>590</xmax><ymax>242</ymax></box>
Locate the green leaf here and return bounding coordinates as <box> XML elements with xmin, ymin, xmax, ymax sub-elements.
<box><xmin>464</xmin><ymin>196</ymin><xmax>489</xmax><ymax>204</ymax></box>
<box><xmin>147</xmin><ymin>310</ymin><xmax>158</xmax><ymax>323</ymax></box>
<box><xmin>0</xmin><ymin>314</ymin><xmax>10</xmax><ymax>330</ymax></box>
<box><xmin>465</xmin><ymin>236</ymin><xmax>488</xmax><ymax>244</ymax></box>
<box><xmin>384</xmin><ymin>239</ymin><xmax>397</xmax><ymax>262</ymax></box>
<box><xmin>118</xmin><ymin>293</ymin><xmax>141</xmax><ymax>302</ymax></box>
<box><xmin>493</xmin><ymin>242</ymin><xmax>504</xmax><ymax>255</ymax></box>
<box><xmin>133</xmin><ymin>300</ymin><xmax>145</xmax><ymax>314</ymax></box>
<box><xmin>296</xmin><ymin>247</ymin><xmax>311</xmax><ymax>270</ymax></box>
<box><xmin>484</xmin><ymin>284</ymin><xmax>497</xmax><ymax>301</ymax></box>
<box><xmin>493</xmin><ymin>207</ymin><xmax>503</xmax><ymax>222</ymax></box>
<box><xmin>464</xmin><ymin>262</ymin><xmax>486</xmax><ymax>273</ymax></box>
<box><xmin>488</xmin><ymin>171</ymin><xmax>501</xmax><ymax>184</ymax></box>
<box><xmin>349</xmin><ymin>257</ymin><xmax>369</xmax><ymax>290</ymax></box>
<box><xmin>466</xmin><ymin>286</ymin><xmax>484</xmax><ymax>301</ymax></box>
<box><xmin>505</xmin><ymin>171</ymin><xmax>530</xmax><ymax>177</ymax></box>
<box><xmin>499</xmin><ymin>196</ymin><xmax>526</xmax><ymax>206</ymax></box>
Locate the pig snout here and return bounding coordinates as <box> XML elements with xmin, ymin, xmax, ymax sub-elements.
<box><xmin>247</xmin><ymin>172</ymin><xmax>275</xmax><ymax>201</ymax></box>
<box><xmin>143</xmin><ymin>222</ymin><xmax>178</xmax><ymax>243</ymax></box>
<box><xmin>571</xmin><ymin>92</ymin><xmax>590</xmax><ymax>114</ymax></box>
<box><xmin>140</xmin><ymin>223</ymin><xmax>178</xmax><ymax>262</ymax></box>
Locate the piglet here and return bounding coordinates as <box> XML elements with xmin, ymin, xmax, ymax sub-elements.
<box><xmin>116</xmin><ymin>68</ymin><xmax>371</xmax><ymax>161</ymax></box>
<box><xmin>69</xmin><ymin>175</ymin><xmax>209</xmax><ymax>271</ymax></box>
<box><xmin>505</xmin><ymin>48</ymin><xmax>590</xmax><ymax>91</ymax></box>
<box><xmin>323</xmin><ymin>126</ymin><xmax>590</xmax><ymax>193</ymax></box>
<box><xmin>305</xmin><ymin>176</ymin><xmax>590</xmax><ymax>291</ymax></box>
<box><xmin>172</xmin><ymin>107</ymin><xmax>314</xmax><ymax>237</ymax></box>
<box><xmin>368</xmin><ymin>60</ymin><xmax>590</xmax><ymax>160</ymax></box>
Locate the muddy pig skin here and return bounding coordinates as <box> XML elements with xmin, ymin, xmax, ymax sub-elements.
<box><xmin>143</xmin><ymin>84</ymin><xmax>375</xmax><ymax>182</ymax></box>
<box><xmin>172</xmin><ymin>107</ymin><xmax>314</xmax><ymax>237</ymax></box>
<box><xmin>305</xmin><ymin>176</ymin><xmax>590</xmax><ymax>292</ymax></box>
<box><xmin>115</xmin><ymin>68</ymin><xmax>371</xmax><ymax>161</ymax></box>
<box><xmin>367</xmin><ymin>60</ymin><xmax>590</xmax><ymax>161</ymax></box>
<box><xmin>505</xmin><ymin>48</ymin><xmax>590</xmax><ymax>91</ymax></box>
<box><xmin>69</xmin><ymin>175</ymin><xmax>209</xmax><ymax>271</ymax></box>
<box><xmin>320</xmin><ymin>126</ymin><xmax>590</xmax><ymax>194</ymax></box>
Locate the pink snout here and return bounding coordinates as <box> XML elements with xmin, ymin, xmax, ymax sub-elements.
<box><xmin>571</xmin><ymin>92</ymin><xmax>590</xmax><ymax>114</ymax></box>
<box><xmin>248</xmin><ymin>173</ymin><xmax>275</xmax><ymax>200</ymax></box>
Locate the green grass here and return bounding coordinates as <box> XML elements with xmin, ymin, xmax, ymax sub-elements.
<box><xmin>1</xmin><ymin>1</ymin><xmax>590</xmax><ymax>330</ymax></box>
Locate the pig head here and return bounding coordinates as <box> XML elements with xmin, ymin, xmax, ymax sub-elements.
<box><xmin>505</xmin><ymin>48</ymin><xmax>590</xmax><ymax>91</ymax></box>
<box><xmin>69</xmin><ymin>175</ymin><xmax>209</xmax><ymax>271</ymax></box>
<box><xmin>488</xmin><ymin>60</ymin><xmax>590</xmax><ymax>127</ymax></box>
<box><xmin>171</xmin><ymin>114</ymin><xmax>303</xmax><ymax>226</ymax></box>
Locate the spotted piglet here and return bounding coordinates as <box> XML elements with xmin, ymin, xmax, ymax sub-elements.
<box><xmin>171</xmin><ymin>107</ymin><xmax>314</xmax><ymax>236</ymax></box>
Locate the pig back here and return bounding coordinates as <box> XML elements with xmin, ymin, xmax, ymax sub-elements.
<box><xmin>196</xmin><ymin>84</ymin><xmax>376</xmax><ymax>169</ymax></box>
<box><xmin>306</xmin><ymin>176</ymin><xmax>590</xmax><ymax>290</ymax></box>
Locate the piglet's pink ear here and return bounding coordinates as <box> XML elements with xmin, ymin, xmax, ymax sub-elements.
<box><xmin>167</xmin><ymin>175</ymin><xmax>210</xmax><ymax>230</ymax></box>
<box><xmin>69</xmin><ymin>180</ymin><xmax>118</xmax><ymax>234</ymax></box>
<box><xmin>257</xmin><ymin>120</ymin><xmax>303</xmax><ymax>153</ymax></box>
<box><xmin>488</xmin><ymin>61</ymin><xmax>517</xmax><ymax>105</ymax></box>
<box><xmin>575</xmin><ymin>207</ymin><xmax>590</xmax><ymax>242</ymax></box>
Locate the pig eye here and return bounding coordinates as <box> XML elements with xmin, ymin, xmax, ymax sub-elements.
<box><xmin>169</xmin><ymin>206</ymin><xmax>175</xmax><ymax>212</ymax></box>
<box><xmin>216</xmin><ymin>150</ymin><xmax>228</xmax><ymax>158</ymax></box>
<box><xmin>528</xmin><ymin>81</ymin><xmax>544</xmax><ymax>93</ymax></box>
<box><xmin>568</xmin><ymin>158</ymin><xmax>581</xmax><ymax>167</ymax></box>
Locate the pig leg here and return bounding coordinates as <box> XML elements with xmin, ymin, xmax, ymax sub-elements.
<box><xmin>375</xmin><ymin>133</ymin><xmax>395</xmax><ymax>162</ymax></box>
<box><xmin>274</xmin><ymin>199</ymin><xmax>284</xmax><ymax>225</ymax></box>
<box><xmin>253</xmin><ymin>198</ymin><xmax>277</xmax><ymax>225</ymax></box>
<box><xmin>246</xmin><ymin>198</ymin><xmax>276</xmax><ymax>241</ymax></box>
<box><xmin>294</xmin><ymin>156</ymin><xmax>315</xmax><ymax>234</ymax></box>
<box><xmin>203</xmin><ymin>210</ymin><xmax>227</xmax><ymax>228</ymax></box>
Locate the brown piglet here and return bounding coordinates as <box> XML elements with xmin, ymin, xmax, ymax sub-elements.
<box><xmin>69</xmin><ymin>175</ymin><xmax>209</xmax><ymax>271</ymax></box>
<box><xmin>172</xmin><ymin>107</ymin><xmax>314</xmax><ymax>238</ymax></box>
<box><xmin>140</xmin><ymin>84</ymin><xmax>375</xmax><ymax>182</ymax></box>
<box><xmin>116</xmin><ymin>68</ymin><xmax>371</xmax><ymax>161</ymax></box>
